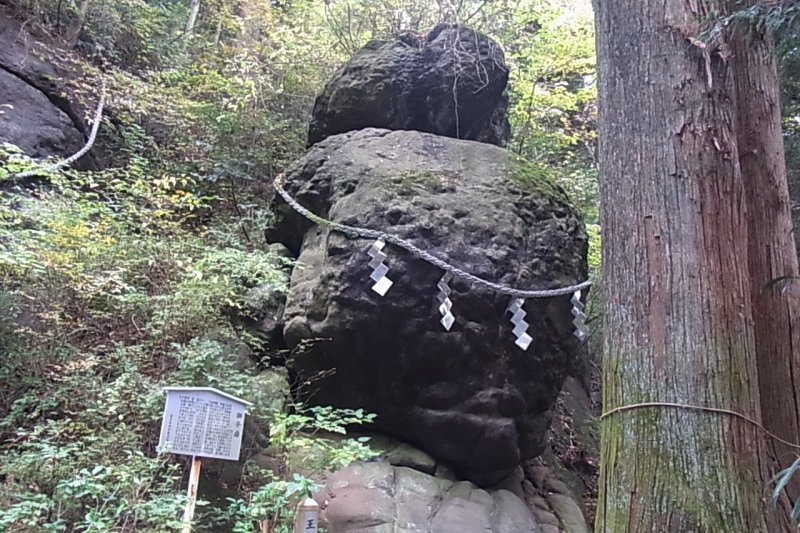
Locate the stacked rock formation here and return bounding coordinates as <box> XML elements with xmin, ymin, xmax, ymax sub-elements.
<box><xmin>269</xmin><ymin>24</ymin><xmax>590</xmax><ymax>533</ymax></box>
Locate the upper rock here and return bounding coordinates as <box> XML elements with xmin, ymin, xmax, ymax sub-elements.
<box><xmin>308</xmin><ymin>24</ymin><xmax>510</xmax><ymax>148</ymax></box>
<box><xmin>269</xmin><ymin>128</ymin><xmax>587</xmax><ymax>486</ymax></box>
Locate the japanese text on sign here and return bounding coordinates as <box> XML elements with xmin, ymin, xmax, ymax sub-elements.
<box><xmin>303</xmin><ymin>512</ymin><xmax>317</xmax><ymax>533</ymax></box>
<box><xmin>158</xmin><ymin>388</ymin><xmax>249</xmax><ymax>461</ymax></box>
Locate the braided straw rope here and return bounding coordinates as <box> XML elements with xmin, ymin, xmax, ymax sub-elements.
<box><xmin>277</xmin><ymin>175</ymin><xmax>800</xmax><ymax>453</ymax></box>
<box><xmin>6</xmin><ymin>81</ymin><xmax>106</xmax><ymax>181</ymax></box>
<box><xmin>273</xmin><ymin>174</ymin><xmax>593</xmax><ymax>298</ymax></box>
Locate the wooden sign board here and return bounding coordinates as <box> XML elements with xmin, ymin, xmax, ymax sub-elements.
<box><xmin>157</xmin><ymin>387</ymin><xmax>252</xmax><ymax>461</ymax></box>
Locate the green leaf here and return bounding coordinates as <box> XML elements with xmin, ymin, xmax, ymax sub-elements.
<box><xmin>771</xmin><ymin>456</ymin><xmax>800</xmax><ymax>508</ymax></box>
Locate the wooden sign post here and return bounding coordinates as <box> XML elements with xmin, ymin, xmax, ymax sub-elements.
<box><xmin>158</xmin><ymin>387</ymin><xmax>252</xmax><ymax>533</ymax></box>
<box><xmin>181</xmin><ymin>456</ymin><xmax>202</xmax><ymax>533</ymax></box>
<box><xmin>294</xmin><ymin>497</ymin><xmax>319</xmax><ymax>533</ymax></box>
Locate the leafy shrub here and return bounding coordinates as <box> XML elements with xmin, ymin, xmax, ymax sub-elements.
<box><xmin>0</xmin><ymin>136</ymin><xmax>291</xmax><ymax>530</ymax></box>
<box><xmin>217</xmin><ymin>405</ymin><xmax>378</xmax><ymax>533</ymax></box>
<box><xmin>772</xmin><ymin>457</ymin><xmax>800</xmax><ymax>526</ymax></box>
<box><xmin>0</xmin><ymin>130</ymin><xmax>378</xmax><ymax>531</ymax></box>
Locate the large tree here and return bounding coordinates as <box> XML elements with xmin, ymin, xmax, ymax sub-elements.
<box><xmin>731</xmin><ymin>3</ymin><xmax>800</xmax><ymax>489</ymax></box>
<box><xmin>595</xmin><ymin>0</ymin><xmax>797</xmax><ymax>530</ymax></box>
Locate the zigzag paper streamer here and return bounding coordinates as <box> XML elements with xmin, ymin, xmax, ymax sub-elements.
<box><xmin>571</xmin><ymin>290</ymin><xmax>588</xmax><ymax>341</ymax></box>
<box><xmin>437</xmin><ymin>273</ymin><xmax>455</xmax><ymax>331</ymax></box>
<box><xmin>367</xmin><ymin>239</ymin><xmax>393</xmax><ymax>296</ymax></box>
<box><xmin>507</xmin><ymin>298</ymin><xmax>533</xmax><ymax>351</ymax></box>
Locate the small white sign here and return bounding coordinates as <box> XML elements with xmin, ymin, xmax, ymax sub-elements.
<box><xmin>157</xmin><ymin>387</ymin><xmax>252</xmax><ymax>461</ymax></box>
<box><xmin>302</xmin><ymin>511</ymin><xmax>318</xmax><ymax>532</ymax></box>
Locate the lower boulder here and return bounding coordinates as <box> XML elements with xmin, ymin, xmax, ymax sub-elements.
<box><xmin>317</xmin><ymin>462</ymin><xmax>540</xmax><ymax>533</ymax></box>
<box><xmin>270</xmin><ymin>128</ymin><xmax>587</xmax><ymax>486</ymax></box>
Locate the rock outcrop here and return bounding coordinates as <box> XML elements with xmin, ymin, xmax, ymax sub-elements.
<box><xmin>269</xmin><ymin>127</ymin><xmax>588</xmax><ymax>486</ymax></box>
<box><xmin>0</xmin><ymin>7</ymin><xmax>95</xmax><ymax>166</ymax></box>
<box><xmin>0</xmin><ymin>69</ymin><xmax>85</xmax><ymax>160</ymax></box>
<box><xmin>308</xmin><ymin>24</ymin><xmax>510</xmax><ymax>148</ymax></box>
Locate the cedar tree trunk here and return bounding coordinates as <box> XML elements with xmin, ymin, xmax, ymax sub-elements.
<box><xmin>730</xmin><ymin>10</ymin><xmax>800</xmax><ymax>489</ymax></box>
<box><xmin>594</xmin><ymin>0</ymin><xmax>789</xmax><ymax>530</ymax></box>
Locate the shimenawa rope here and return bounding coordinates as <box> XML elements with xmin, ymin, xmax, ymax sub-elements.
<box><xmin>601</xmin><ymin>402</ymin><xmax>800</xmax><ymax>450</ymax></box>
<box><xmin>275</xmin><ymin>174</ymin><xmax>800</xmax><ymax>450</ymax></box>
<box><xmin>273</xmin><ymin>174</ymin><xmax>592</xmax><ymax>299</ymax></box>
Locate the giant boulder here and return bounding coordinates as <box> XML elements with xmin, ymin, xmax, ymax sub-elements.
<box><xmin>308</xmin><ymin>24</ymin><xmax>510</xmax><ymax>148</ymax></box>
<box><xmin>269</xmin><ymin>128</ymin><xmax>587</xmax><ymax>486</ymax></box>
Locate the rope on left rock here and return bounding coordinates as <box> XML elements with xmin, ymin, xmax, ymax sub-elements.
<box><xmin>4</xmin><ymin>79</ymin><xmax>106</xmax><ymax>181</ymax></box>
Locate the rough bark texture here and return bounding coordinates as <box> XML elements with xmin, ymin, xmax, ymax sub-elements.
<box><xmin>595</xmin><ymin>1</ymin><xmax>784</xmax><ymax>530</ymax></box>
<box><xmin>731</xmin><ymin>18</ymin><xmax>800</xmax><ymax>491</ymax></box>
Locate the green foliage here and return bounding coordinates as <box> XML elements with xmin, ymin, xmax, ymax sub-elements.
<box><xmin>0</xmin><ymin>134</ymin><xmax>378</xmax><ymax>530</ymax></box>
<box><xmin>0</xmin><ymin>420</ymin><xmax>187</xmax><ymax>532</ymax></box>
<box><xmin>502</xmin><ymin>1</ymin><xmax>598</xmax><ymax>222</ymax></box>
<box><xmin>771</xmin><ymin>456</ymin><xmax>800</xmax><ymax>526</ymax></box>
<box><xmin>269</xmin><ymin>405</ymin><xmax>378</xmax><ymax>475</ymax></box>
<box><xmin>586</xmin><ymin>223</ymin><xmax>601</xmax><ymax>276</ymax></box>
<box><xmin>216</xmin><ymin>474</ymin><xmax>317</xmax><ymax>533</ymax></box>
<box><xmin>0</xmin><ymin>131</ymin><xmax>291</xmax><ymax>530</ymax></box>
<box><xmin>168</xmin><ymin>338</ymin><xmax>279</xmax><ymax>417</ymax></box>
<box><xmin>215</xmin><ymin>406</ymin><xmax>378</xmax><ymax>533</ymax></box>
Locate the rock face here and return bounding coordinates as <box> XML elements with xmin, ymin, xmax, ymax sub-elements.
<box><xmin>0</xmin><ymin>69</ymin><xmax>85</xmax><ymax>160</ymax></box>
<box><xmin>308</xmin><ymin>24</ymin><xmax>510</xmax><ymax>148</ymax></box>
<box><xmin>269</xmin><ymin>128</ymin><xmax>588</xmax><ymax>486</ymax></box>
<box><xmin>229</xmin><ymin>243</ymin><xmax>293</xmax><ymax>356</ymax></box>
<box><xmin>0</xmin><ymin>8</ymin><xmax>95</xmax><ymax>166</ymax></box>
<box><xmin>316</xmin><ymin>462</ymin><xmax>540</xmax><ymax>533</ymax></box>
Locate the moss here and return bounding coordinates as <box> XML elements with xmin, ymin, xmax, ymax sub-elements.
<box><xmin>388</xmin><ymin>170</ymin><xmax>457</xmax><ymax>196</ymax></box>
<box><xmin>506</xmin><ymin>155</ymin><xmax>571</xmax><ymax>203</ymax></box>
<box><xmin>596</xmin><ymin>374</ymin><xmax>770</xmax><ymax>532</ymax></box>
<box><xmin>586</xmin><ymin>223</ymin><xmax>601</xmax><ymax>275</ymax></box>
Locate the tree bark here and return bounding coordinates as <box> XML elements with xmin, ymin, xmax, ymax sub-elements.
<box><xmin>185</xmin><ymin>0</ymin><xmax>201</xmax><ymax>34</ymax></box>
<box><xmin>730</xmin><ymin>11</ymin><xmax>800</xmax><ymax>490</ymax></box>
<box><xmin>594</xmin><ymin>0</ymin><xmax>788</xmax><ymax>530</ymax></box>
<box><xmin>213</xmin><ymin>15</ymin><xmax>223</xmax><ymax>46</ymax></box>
<box><xmin>68</xmin><ymin>0</ymin><xmax>91</xmax><ymax>48</ymax></box>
